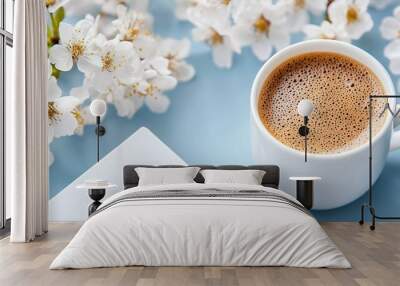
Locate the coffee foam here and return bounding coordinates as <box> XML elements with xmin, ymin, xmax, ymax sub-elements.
<box><xmin>258</xmin><ymin>52</ymin><xmax>386</xmax><ymax>154</ymax></box>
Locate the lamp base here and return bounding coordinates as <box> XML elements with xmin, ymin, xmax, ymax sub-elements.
<box><xmin>95</xmin><ymin>125</ymin><xmax>106</xmax><ymax>136</ymax></box>
<box><xmin>299</xmin><ymin>126</ymin><xmax>309</xmax><ymax>137</ymax></box>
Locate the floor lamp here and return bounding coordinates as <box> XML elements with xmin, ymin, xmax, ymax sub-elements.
<box><xmin>359</xmin><ymin>95</ymin><xmax>400</xmax><ymax>230</ymax></box>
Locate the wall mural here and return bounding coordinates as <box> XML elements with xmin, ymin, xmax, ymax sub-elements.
<box><xmin>47</xmin><ymin>0</ymin><xmax>195</xmax><ymax>164</ymax></box>
<box><xmin>47</xmin><ymin>0</ymin><xmax>400</xmax><ymax>218</ymax></box>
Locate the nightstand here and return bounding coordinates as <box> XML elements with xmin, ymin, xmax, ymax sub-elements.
<box><xmin>289</xmin><ymin>177</ymin><xmax>321</xmax><ymax>210</ymax></box>
<box><xmin>77</xmin><ymin>181</ymin><xmax>117</xmax><ymax>216</ymax></box>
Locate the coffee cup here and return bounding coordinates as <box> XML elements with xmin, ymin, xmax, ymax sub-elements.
<box><xmin>250</xmin><ymin>40</ymin><xmax>400</xmax><ymax>210</ymax></box>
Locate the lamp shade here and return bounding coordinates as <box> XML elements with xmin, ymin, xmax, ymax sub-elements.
<box><xmin>297</xmin><ymin>99</ymin><xmax>314</xmax><ymax>117</ymax></box>
<box><xmin>90</xmin><ymin>99</ymin><xmax>107</xmax><ymax>117</ymax></box>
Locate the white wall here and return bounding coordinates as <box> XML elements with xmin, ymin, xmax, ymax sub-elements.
<box><xmin>49</xmin><ymin>127</ymin><xmax>186</xmax><ymax>222</ymax></box>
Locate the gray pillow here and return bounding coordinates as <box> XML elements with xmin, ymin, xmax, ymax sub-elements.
<box><xmin>200</xmin><ymin>169</ymin><xmax>266</xmax><ymax>185</ymax></box>
<box><xmin>135</xmin><ymin>167</ymin><xmax>200</xmax><ymax>186</ymax></box>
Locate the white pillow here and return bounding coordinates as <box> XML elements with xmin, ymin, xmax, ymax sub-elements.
<box><xmin>135</xmin><ymin>167</ymin><xmax>200</xmax><ymax>186</ymax></box>
<box><xmin>200</xmin><ymin>169</ymin><xmax>266</xmax><ymax>185</ymax></box>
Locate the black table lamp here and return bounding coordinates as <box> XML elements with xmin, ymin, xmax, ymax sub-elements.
<box><xmin>297</xmin><ymin>99</ymin><xmax>314</xmax><ymax>162</ymax></box>
<box><xmin>90</xmin><ymin>99</ymin><xmax>107</xmax><ymax>162</ymax></box>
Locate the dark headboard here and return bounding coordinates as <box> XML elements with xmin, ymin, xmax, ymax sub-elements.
<box><xmin>123</xmin><ymin>165</ymin><xmax>280</xmax><ymax>189</ymax></box>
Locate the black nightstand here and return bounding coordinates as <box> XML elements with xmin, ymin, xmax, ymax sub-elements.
<box><xmin>289</xmin><ymin>177</ymin><xmax>321</xmax><ymax>210</ymax></box>
<box><xmin>77</xmin><ymin>182</ymin><xmax>117</xmax><ymax>216</ymax></box>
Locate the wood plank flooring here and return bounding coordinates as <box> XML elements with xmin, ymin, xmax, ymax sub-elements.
<box><xmin>0</xmin><ymin>222</ymin><xmax>399</xmax><ymax>286</ymax></box>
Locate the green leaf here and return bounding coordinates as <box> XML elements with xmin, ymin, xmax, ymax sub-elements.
<box><xmin>54</xmin><ymin>7</ymin><xmax>65</xmax><ymax>24</ymax></box>
<box><xmin>49</xmin><ymin>13</ymin><xmax>60</xmax><ymax>45</ymax></box>
<box><xmin>47</xmin><ymin>25</ymin><xmax>53</xmax><ymax>47</ymax></box>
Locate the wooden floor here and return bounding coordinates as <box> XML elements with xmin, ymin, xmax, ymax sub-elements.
<box><xmin>0</xmin><ymin>222</ymin><xmax>399</xmax><ymax>286</ymax></box>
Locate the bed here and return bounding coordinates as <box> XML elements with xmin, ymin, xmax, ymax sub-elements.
<box><xmin>50</xmin><ymin>165</ymin><xmax>350</xmax><ymax>269</ymax></box>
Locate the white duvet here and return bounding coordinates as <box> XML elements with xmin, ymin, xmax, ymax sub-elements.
<box><xmin>50</xmin><ymin>183</ymin><xmax>351</xmax><ymax>269</ymax></box>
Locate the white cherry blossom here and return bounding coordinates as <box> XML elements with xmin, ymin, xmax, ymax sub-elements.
<box><xmin>112</xmin><ymin>86</ymin><xmax>143</xmax><ymax>118</ymax></box>
<box><xmin>193</xmin><ymin>23</ymin><xmax>239</xmax><ymax>68</ymax></box>
<box><xmin>176</xmin><ymin>0</ymin><xmax>200</xmax><ymax>20</ymax></box>
<box><xmin>328</xmin><ymin>0</ymin><xmax>373</xmax><ymax>40</ymax></box>
<box><xmin>381</xmin><ymin>6</ymin><xmax>400</xmax><ymax>75</ymax></box>
<box><xmin>88</xmin><ymin>35</ymin><xmax>141</xmax><ymax>94</ymax></box>
<box><xmin>47</xmin><ymin>61</ymin><xmax>70</xmax><ymax>143</ymax></box>
<box><xmin>370</xmin><ymin>0</ymin><xmax>393</xmax><ymax>10</ymax></box>
<box><xmin>47</xmin><ymin>63</ymin><xmax>91</xmax><ymax>142</ymax></box>
<box><xmin>231</xmin><ymin>0</ymin><xmax>290</xmax><ymax>61</ymax></box>
<box><xmin>112</xmin><ymin>5</ymin><xmax>156</xmax><ymax>59</ymax></box>
<box><xmin>189</xmin><ymin>5</ymin><xmax>239</xmax><ymax>68</ymax></box>
<box><xmin>112</xmin><ymin>4</ymin><xmax>153</xmax><ymax>41</ymax></box>
<box><xmin>49</xmin><ymin>17</ymin><xmax>99</xmax><ymax>73</ymax></box>
<box><xmin>303</xmin><ymin>20</ymin><xmax>351</xmax><ymax>42</ymax></box>
<box><xmin>128</xmin><ymin>73</ymin><xmax>177</xmax><ymax>114</ymax></box>
<box><xmin>48</xmin><ymin>91</ymin><xmax>81</xmax><ymax>143</ymax></box>
<box><xmin>69</xmin><ymin>86</ymin><xmax>92</xmax><ymax>135</ymax></box>
<box><xmin>284</xmin><ymin>0</ymin><xmax>328</xmax><ymax>32</ymax></box>
<box><xmin>384</xmin><ymin>40</ymin><xmax>400</xmax><ymax>74</ymax></box>
<box><xmin>47</xmin><ymin>0</ymin><xmax>197</xmax><ymax>164</ymax></box>
<box><xmin>95</xmin><ymin>0</ymin><xmax>149</xmax><ymax>16</ymax></box>
<box><xmin>380</xmin><ymin>6</ymin><xmax>400</xmax><ymax>41</ymax></box>
<box><xmin>156</xmin><ymin>38</ymin><xmax>195</xmax><ymax>82</ymax></box>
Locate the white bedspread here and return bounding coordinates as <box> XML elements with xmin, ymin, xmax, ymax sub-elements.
<box><xmin>50</xmin><ymin>183</ymin><xmax>350</xmax><ymax>269</ymax></box>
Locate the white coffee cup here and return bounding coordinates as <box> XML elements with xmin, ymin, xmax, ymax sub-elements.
<box><xmin>250</xmin><ymin>40</ymin><xmax>400</xmax><ymax>210</ymax></box>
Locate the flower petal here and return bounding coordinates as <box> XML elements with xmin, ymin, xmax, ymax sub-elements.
<box><xmin>70</xmin><ymin>86</ymin><xmax>89</xmax><ymax>104</ymax></box>
<box><xmin>50</xmin><ymin>98</ymin><xmax>79</xmax><ymax>138</ymax></box>
<box><xmin>114</xmin><ymin>96</ymin><xmax>142</xmax><ymax>118</ymax></box>
<box><xmin>59</xmin><ymin>22</ymin><xmax>74</xmax><ymax>45</ymax></box>
<box><xmin>394</xmin><ymin>6</ymin><xmax>400</xmax><ymax>20</ymax></box>
<box><xmin>192</xmin><ymin>27</ymin><xmax>212</xmax><ymax>42</ymax></box>
<box><xmin>173</xmin><ymin>62</ymin><xmax>195</xmax><ymax>82</ymax></box>
<box><xmin>77</xmin><ymin>54</ymin><xmax>100</xmax><ymax>75</ymax></box>
<box><xmin>150</xmin><ymin>57</ymin><xmax>171</xmax><ymax>75</ymax></box>
<box><xmin>287</xmin><ymin>10</ymin><xmax>309</xmax><ymax>32</ymax></box>
<box><xmin>380</xmin><ymin>17</ymin><xmax>400</xmax><ymax>40</ymax></box>
<box><xmin>328</xmin><ymin>0</ymin><xmax>347</xmax><ymax>26</ymax></box>
<box><xmin>251</xmin><ymin>37</ymin><xmax>273</xmax><ymax>61</ymax></box>
<box><xmin>270</xmin><ymin>27</ymin><xmax>290</xmax><ymax>51</ymax></box>
<box><xmin>212</xmin><ymin>43</ymin><xmax>233</xmax><ymax>68</ymax></box>
<box><xmin>370</xmin><ymin>0</ymin><xmax>393</xmax><ymax>10</ymax></box>
<box><xmin>346</xmin><ymin>14</ymin><xmax>373</xmax><ymax>40</ymax></box>
<box><xmin>145</xmin><ymin>93</ymin><xmax>170</xmax><ymax>113</ymax></box>
<box><xmin>92</xmin><ymin>72</ymin><xmax>115</xmax><ymax>93</ymax></box>
<box><xmin>153</xmin><ymin>75</ymin><xmax>177</xmax><ymax>91</ymax></box>
<box><xmin>48</xmin><ymin>150</ymin><xmax>54</xmax><ymax>166</ymax></box>
<box><xmin>389</xmin><ymin>57</ymin><xmax>400</xmax><ymax>75</ymax></box>
<box><xmin>355</xmin><ymin>0</ymin><xmax>369</xmax><ymax>13</ymax></box>
<box><xmin>176</xmin><ymin>38</ymin><xmax>191</xmax><ymax>59</ymax></box>
<box><xmin>75</xmin><ymin>18</ymin><xmax>93</xmax><ymax>38</ymax></box>
<box><xmin>48</xmin><ymin>76</ymin><xmax>62</xmax><ymax>100</ymax></box>
<box><xmin>231</xmin><ymin>24</ymin><xmax>254</xmax><ymax>46</ymax></box>
<box><xmin>49</xmin><ymin>45</ymin><xmax>73</xmax><ymax>71</ymax></box>
<box><xmin>133</xmin><ymin>35</ymin><xmax>157</xmax><ymax>59</ymax></box>
<box><xmin>303</xmin><ymin>24</ymin><xmax>322</xmax><ymax>39</ymax></box>
<box><xmin>384</xmin><ymin>40</ymin><xmax>400</xmax><ymax>59</ymax></box>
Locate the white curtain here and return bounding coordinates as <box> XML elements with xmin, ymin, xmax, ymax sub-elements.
<box><xmin>7</xmin><ymin>0</ymin><xmax>48</xmax><ymax>242</ymax></box>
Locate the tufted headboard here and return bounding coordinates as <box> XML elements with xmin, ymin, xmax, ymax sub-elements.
<box><xmin>123</xmin><ymin>165</ymin><xmax>280</xmax><ymax>189</ymax></box>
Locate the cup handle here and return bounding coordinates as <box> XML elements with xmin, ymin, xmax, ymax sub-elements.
<box><xmin>390</xmin><ymin>104</ymin><xmax>400</xmax><ymax>151</ymax></box>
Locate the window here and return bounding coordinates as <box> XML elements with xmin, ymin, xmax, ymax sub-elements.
<box><xmin>0</xmin><ymin>0</ymin><xmax>13</xmax><ymax>233</ymax></box>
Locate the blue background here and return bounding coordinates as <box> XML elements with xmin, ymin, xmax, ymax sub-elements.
<box><xmin>50</xmin><ymin>1</ymin><xmax>400</xmax><ymax>221</ymax></box>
